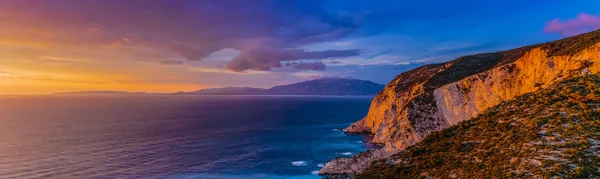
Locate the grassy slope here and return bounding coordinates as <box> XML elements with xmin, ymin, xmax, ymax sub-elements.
<box><xmin>424</xmin><ymin>29</ymin><xmax>600</xmax><ymax>91</ymax></box>
<box><xmin>358</xmin><ymin>75</ymin><xmax>600</xmax><ymax>179</ymax></box>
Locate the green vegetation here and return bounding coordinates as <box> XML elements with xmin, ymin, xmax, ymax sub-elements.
<box><xmin>423</xmin><ymin>29</ymin><xmax>600</xmax><ymax>90</ymax></box>
<box><xmin>425</xmin><ymin>53</ymin><xmax>504</xmax><ymax>90</ymax></box>
<box><xmin>358</xmin><ymin>74</ymin><xmax>600</xmax><ymax>179</ymax></box>
<box><xmin>540</xmin><ymin>29</ymin><xmax>600</xmax><ymax>57</ymax></box>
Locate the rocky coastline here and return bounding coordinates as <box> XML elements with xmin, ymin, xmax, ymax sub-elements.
<box><xmin>318</xmin><ymin>126</ymin><xmax>397</xmax><ymax>178</ymax></box>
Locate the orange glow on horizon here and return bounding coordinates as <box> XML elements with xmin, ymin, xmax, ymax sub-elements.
<box><xmin>0</xmin><ymin>76</ymin><xmax>208</xmax><ymax>94</ymax></box>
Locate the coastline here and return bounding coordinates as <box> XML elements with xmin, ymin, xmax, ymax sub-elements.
<box><xmin>318</xmin><ymin>128</ymin><xmax>391</xmax><ymax>178</ymax></box>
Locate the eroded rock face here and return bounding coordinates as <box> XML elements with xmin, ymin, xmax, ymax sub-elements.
<box><xmin>318</xmin><ymin>149</ymin><xmax>395</xmax><ymax>176</ymax></box>
<box><xmin>350</xmin><ymin>43</ymin><xmax>600</xmax><ymax>151</ymax></box>
<box><xmin>323</xmin><ymin>34</ymin><xmax>600</xmax><ymax>175</ymax></box>
<box><xmin>434</xmin><ymin>46</ymin><xmax>600</xmax><ymax>126</ymax></box>
<box><xmin>344</xmin><ymin>118</ymin><xmax>370</xmax><ymax>133</ymax></box>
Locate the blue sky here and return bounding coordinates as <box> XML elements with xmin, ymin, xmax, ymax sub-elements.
<box><xmin>1</xmin><ymin>0</ymin><xmax>600</xmax><ymax>93</ymax></box>
<box><xmin>288</xmin><ymin>0</ymin><xmax>600</xmax><ymax>83</ymax></box>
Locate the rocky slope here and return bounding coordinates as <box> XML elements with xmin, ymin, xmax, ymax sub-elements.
<box><xmin>321</xmin><ymin>29</ymin><xmax>600</xmax><ymax>175</ymax></box>
<box><xmin>358</xmin><ymin>74</ymin><xmax>600</xmax><ymax>178</ymax></box>
<box><xmin>319</xmin><ymin>149</ymin><xmax>395</xmax><ymax>175</ymax></box>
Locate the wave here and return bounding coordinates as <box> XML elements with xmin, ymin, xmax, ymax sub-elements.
<box><xmin>332</xmin><ymin>128</ymin><xmax>345</xmax><ymax>131</ymax></box>
<box><xmin>336</xmin><ymin>152</ymin><xmax>353</xmax><ymax>156</ymax></box>
<box><xmin>311</xmin><ymin>171</ymin><xmax>319</xmax><ymax>175</ymax></box>
<box><xmin>291</xmin><ymin>161</ymin><xmax>307</xmax><ymax>166</ymax></box>
<box><xmin>317</xmin><ymin>163</ymin><xmax>325</xmax><ymax>167</ymax></box>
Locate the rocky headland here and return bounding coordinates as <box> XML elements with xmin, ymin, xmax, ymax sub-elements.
<box><xmin>320</xmin><ymin>29</ymin><xmax>600</xmax><ymax>177</ymax></box>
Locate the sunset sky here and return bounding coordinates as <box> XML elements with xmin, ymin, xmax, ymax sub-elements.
<box><xmin>1</xmin><ymin>0</ymin><xmax>600</xmax><ymax>94</ymax></box>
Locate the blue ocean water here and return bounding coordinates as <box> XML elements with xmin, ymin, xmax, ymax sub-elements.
<box><xmin>0</xmin><ymin>95</ymin><xmax>375</xmax><ymax>179</ymax></box>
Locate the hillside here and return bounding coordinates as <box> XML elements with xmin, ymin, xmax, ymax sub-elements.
<box><xmin>177</xmin><ymin>78</ymin><xmax>384</xmax><ymax>96</ymax></box>
<box><xmin>267</xmin><ymin>78</ymin><xmax>384</xmax><ymax>95</ymax></box>
<box><xmin>176</xmin><ymin>87</ymin><xmax>266</xmax><ymax>95</ymax></box>
<box><xmin>358</xmin><ymin>74</ymin><xmax>600</xmax><ymax>178</ymax></box>
<box><xmin>321</xmin><ymin>29</ymin><xmax>600</xmax><ymax>175</ymax></box>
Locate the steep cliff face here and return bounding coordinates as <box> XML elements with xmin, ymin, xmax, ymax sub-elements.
<box><xmin>345</xmin><ymin>30</ymin><xmax>600</xmax><ymax>152</ymax></box>
<box><xmin>358</xmin><ymin>74</ymin><xmax>600</xmax><ymax>178</ymax></box>
<box><xmin>434</xmin><ymin>46</ymin><xmax>600</xmax><ymax>126</ymax></box>
<box><xmin>322</xmin><ymin>29</ymin><xmax>600</xmax><ymax>177</ymax></box>
<box><xmin>322</xmin><ymin>30</ymin><xmax>600</xmax><ymax>176</ymax></box>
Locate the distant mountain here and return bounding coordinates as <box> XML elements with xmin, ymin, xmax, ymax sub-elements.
<box><xmin>177</xmin><ymin>78</ymin><xmax>384</xmax><ymax>96</ymax></box>
<box><xmin>266</xmin><ymin>78</ymin><xmax>384</xmax><ymax>95</ymax></box>
<box><xmin>56</xmin><ymin>79</ymin><xmax>384</xmax><ymax>96</ymax></box>
<box><xmin>175</xmin><ymin>87</ymin><xmax>266</xmax><ymax>95</ymax></box>
<box><xmin>54</xmin><ymin>91</ymin><xmax>150</xmax><ymax>95</ymax></box>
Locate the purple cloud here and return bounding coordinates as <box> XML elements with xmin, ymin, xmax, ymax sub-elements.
<box><xmin>159</xmin><ymin>60</ymin><xmax>184</xmax><ymax>65</ymax></box>
<box><xmin>285</xmin><ymin>62</ymin><xmax>327</xmax><ymax>71</ymax></box>
<box><xmin>225</xmin><ymin>48</ymin><xmax>360</xmax><ymax>72</ymax></box>
<box><xmin>0</xmin><ymin>0</ymin><xmax>363</xmax><ymax>72</ymax></box>
<box><xmin>544</xmin><ymin>13</ymin><xmax>600</xmax><ymax>36</ymax></box>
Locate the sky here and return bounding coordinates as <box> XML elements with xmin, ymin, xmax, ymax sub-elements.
<box><xmin>1</xmin><ymin>0</ymin><xmax>600</xmax><ymax>94</ymax></box>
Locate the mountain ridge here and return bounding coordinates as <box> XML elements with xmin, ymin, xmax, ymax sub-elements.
<box><xmin>56</xmin><ymin>78</ymin><xmax>384</xmax><ymax>96</ymax></box>
<box><xmin>177</xmin><ymin>78</ymin><xmax>384</xmax><ymax>95</ymax></box>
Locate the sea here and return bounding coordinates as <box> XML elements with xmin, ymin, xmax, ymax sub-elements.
<box><xmin>0</xmin><ymin>95</ymin><xmax>377</xmax><ymax>179</ymax></box>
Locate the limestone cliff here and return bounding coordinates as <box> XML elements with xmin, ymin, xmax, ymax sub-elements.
<box><xmin>358</xmin><ymin>74</ymin><xmax>600</xmax><ymax>178</ymax></box>
<box><xmin>323</xmin><ymin>29</ymin><xmax>600</xmax><ymax>175</ymax></box>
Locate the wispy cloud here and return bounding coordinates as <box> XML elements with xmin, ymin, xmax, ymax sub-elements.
<box><xmin>86</xmin><ymin>27</ymin><xmax>101</xmax><ymax>32</ymax></box>
<box><xmin>0</xmin><ymin>71</ymin><xmax>17</xmax><ymax>77</ymax></box>
<box><xmin>27</xmin><ymin>28</ymin><xmax>54</xmax><ymax>38</ymax></box>
<box><xmin>0</xmin><ymin>72</ymin><xmax>106</xmax><ymax>84</ymax></box>
<box><xmin>284</xmin><ymin>61</ymin><xmax>327</xmax><ymax>71</ymax></box>
<box><xmin>33</xmin><ymin>56</ymin><xmax>90</xmax><ymax>64</ymax></box>
<box><xmin>544</xmin><ymin>13</ymin><xmax>600</xmax><ymax>36</ymax></box>
<box><xmin>159</xmin><ymin>60</ymin><xmax>184</xmax><ymax>65</ymax></box>
<box><xmin>226</xmin><ymin>48</ymin><xmax>361</xmax><ymax>72</ymax></box>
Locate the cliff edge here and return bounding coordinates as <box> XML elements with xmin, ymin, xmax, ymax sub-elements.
<box><xmin>359</xmin><ymin>74</ymin><xmax>600</xmax><ymax>178</ymax></box>
<box><xmin>321</xmin><ymin>29</ymin><xmax>600</xmax><ymax>175</ymax></box>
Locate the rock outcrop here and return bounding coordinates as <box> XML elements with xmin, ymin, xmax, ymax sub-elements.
<box><xmin>318</xmin><ymin>149</ymin><xmax>395</xmax><ymax>176</ymax></box>
<box><xmin>322</xmin><ymin>29</ymin><xmax>600</xmax><ymax>175</ymax></box>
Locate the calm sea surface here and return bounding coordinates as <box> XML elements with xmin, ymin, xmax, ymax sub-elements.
<box><xmin>0</xmin><ymin>95</ymin><xmax>375</xmax><ymax>179</ymax></box>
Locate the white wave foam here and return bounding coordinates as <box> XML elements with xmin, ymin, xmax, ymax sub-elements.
<box><xmin>311</xmin><ymin>170</ymin><xmax>319</xmax><ymax>175</ymax></box>
<box><xmin>337</xmin><ymin>152</ymin><xmax>353</xmax><ymax>156</ymax></box>
<box><xmin>317</xmin><ymin>163</ymin><xmax>325</xmax><ymax>167</ymax></box>
<box><xmin>291</xmin><ymin>161</ymin><xmax>307</xmax><ymax>166</ymax></box>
